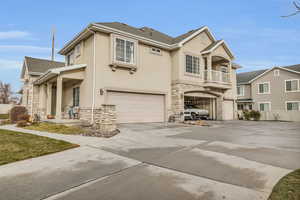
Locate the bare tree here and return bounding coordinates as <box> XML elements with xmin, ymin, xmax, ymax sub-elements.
<box><xmin>0</xmin><ymin>81</ymin><xmax>12</xmax><ymax>104</ymax></box>
<box><xmin>282</xmin><ymin>1</ymin><xmax>300</xmax><ymax>17</ymax></box>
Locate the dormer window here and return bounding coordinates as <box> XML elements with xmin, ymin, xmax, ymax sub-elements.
<box><xmin>114</xmin><ymin>36</ymin><xmax>136</xmax><ymax>65</ymax></box>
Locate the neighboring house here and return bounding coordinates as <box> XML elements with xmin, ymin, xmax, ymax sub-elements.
<box><xmin>237</xmin><ymin>65</ymin><xmax>300</xmax><ymax>121</ymax></box>
<box><xmin>20</xmin><ymin>57</ymin><xmax>65</xmax><ymax>115</ymax></box>
<box><xmin>21</xmin><ymin>22</ymin><xmax>240</xmax><ymax>123</ymax></box>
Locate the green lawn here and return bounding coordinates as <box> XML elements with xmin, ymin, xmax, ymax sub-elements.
<box><xmin>25</xmin><ymin>122</ymin><xmax>85</xmax><ymax>135</ymax></box>
<box><xmin>268</xmin><ymin>169</ymin><xmax>300</xmax><ymax>200</ymax></box>
<box><xmin>0</xmin><ymin>129</ymin><xmax>79</xmax><ymax>165</ymax></box>
<box><xmin>0</xmin><ymin>114</ymin><xmax>9</xmax><ymax>119</ymax></box>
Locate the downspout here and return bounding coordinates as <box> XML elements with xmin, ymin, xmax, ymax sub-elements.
<box><xmin>88</xmin><ymin>28</ymin><xmax>96</xmax><ymax>123</ymax></box>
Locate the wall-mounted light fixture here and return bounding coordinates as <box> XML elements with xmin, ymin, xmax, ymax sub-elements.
<box><xmin>100</xmin><ymin>89</ymin><xmax>104</xmax><ymax>95</ymax></box>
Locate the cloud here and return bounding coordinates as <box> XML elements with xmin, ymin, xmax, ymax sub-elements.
<box><xmin>0</xmin><ymin>59</ymin><xmax>22</xmax><ymax>69</ymax></box>
<box><xmin>0</xmin><ymin>31</ymin><xmax>31</xmax><ymax>40</ymax></box>
<box><xmin>0</xmin><ymin>45</ymin><xmax>58</xmax><ymax>53</ymax></box>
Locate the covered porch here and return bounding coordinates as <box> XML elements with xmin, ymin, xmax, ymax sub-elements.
<box><xmin>34</xmin><ymin>64</ymin><xmax>86</xmax><ymax>120</ymax></box>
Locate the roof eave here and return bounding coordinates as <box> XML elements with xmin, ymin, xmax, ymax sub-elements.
<box><xmin>34</xmin><ymin>64</ymin><xmax>87</xmax><ymax>85</ymax></box>
<box><xmin>201</xmin><ymin>40</ymin><xmax>235</xmax><ymax>60</ymax></box>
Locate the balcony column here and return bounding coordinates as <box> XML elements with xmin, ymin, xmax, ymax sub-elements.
<box><xmin>56</xmin><ymin>76</ymin><xmax>63</xmax><ymax>119</ymax></box>
<box><xmin>207</xmin><ymin>55</ymin><xmax>212</xmax><ymax>81</ymax></box>
<box><xmin>46</xmin><ymin>83</ymin><xmax>52</xmax><ymax>115</ymax></box>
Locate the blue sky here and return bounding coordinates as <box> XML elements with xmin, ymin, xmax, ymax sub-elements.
<box><xmin>0</xmin><ymin>0</ymin><xmax>299</xmax><ymax>91</ymax></box>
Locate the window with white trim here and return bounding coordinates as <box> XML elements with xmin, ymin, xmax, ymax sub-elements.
<box><xmin>115</xmin><ymin>37</ymin><xmax>135</xmax><ymax>64</ymax></box>
<box><xmin>237</xmin><ymin>85</ymin><xmax>244</xmax><ymax>96</ymax></box>
<box><xmin>258</xmin><ymin>82</ymin><xmax>270</xmax><ymax>94</ymax></box>
<box><xmin>259</xmin><ymin>102</ymin><xmax>270</xmax><ymax>112</ymax></box>
<box><xmin>274</xmin><ymin>70</ymin><xmax>280</xmax><ymax>76</ymax></box>
<box><xmin>185</xmin><ymin>55</ymin><xmax>200</xmax><ymax>74</ymax></box>
<box><xmin>285</xmin><ymin>79</ymin><xmax>299</xmax><ymax>92</ymax></box>
<box><xmin>286</xmin><ymin>102</ymin><xmax>299</xmax><ymax>111</ymax></box>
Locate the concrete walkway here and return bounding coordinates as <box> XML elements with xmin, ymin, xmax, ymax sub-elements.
<box><xmin>1</xmin><ymin>121</ymin><xmax>299</xmax><ymax>200</ymax></box>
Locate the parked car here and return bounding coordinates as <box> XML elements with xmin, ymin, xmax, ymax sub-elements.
<box><xmin>184</xmin><ymin>105</ymin><xmax>209</xmax><ymax>120</ymax></box>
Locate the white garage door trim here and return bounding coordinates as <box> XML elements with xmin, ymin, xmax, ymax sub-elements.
<box><xmin>106</xmin><ymin>91</ymin><xmax>166</xmax><ymax>123</ymax></box>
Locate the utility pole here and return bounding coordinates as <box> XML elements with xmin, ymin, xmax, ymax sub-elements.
<box><xmin>51</xmin><ymin>26</ymin><xmax>56</xmax><ymax>61</ymax></box>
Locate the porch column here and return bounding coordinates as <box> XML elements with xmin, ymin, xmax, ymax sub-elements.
<box><xmin>46</xmin><ymin>83</ymin><xmax>52</xmax><ymax>115</ymax></box>
<box><xmin>216</xmin><ymin>96</ymin><xmax>223</xmax><ymax>120</ymax></box>
<box><xmin>56</xmin><ymin>76</ymin><xmax>63</xmax><ymax>119</ymax></box>
<box><xmin>39</xmin><ymin>84</ymin><xmax>47</xmax><ymax>118</ymax></box>
<box><xmin>212</xmin><ymin>98</ymin><xmax>216</xmax><ymax>120</ymax></box>
<box><xmin>207</xmin><ymin>55</ymin><xmax>212</xmax><ymax>81</ymax></box>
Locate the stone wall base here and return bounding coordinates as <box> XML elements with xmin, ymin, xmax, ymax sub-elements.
<box><xmin>79</xmin><ymin>105</ymin><xmax>117</xmax><ymax>133</ymax></box>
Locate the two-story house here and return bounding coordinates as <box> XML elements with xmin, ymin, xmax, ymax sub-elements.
<box><xmin>21</xmin><ymin>22</ymin><xmax>239</xmax><ymax>124</ymax></box>
<box><xmin>237</xmin><ymin>65</ymin><xmax>300</xmax><ymax>121</ymax></box>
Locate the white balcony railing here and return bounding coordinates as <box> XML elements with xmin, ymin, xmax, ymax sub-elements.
<box><xmin>203</xmin><ymin>70</ymin><xmax>230</xmax><ymax>83</ymax></box>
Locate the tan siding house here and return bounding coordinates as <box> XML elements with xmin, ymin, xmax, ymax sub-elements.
<box><xmin>237</xmin><ymin>65</ymin><xmax>300</xmax><ymax>121</ymax></box>
<box><xmin>21</xmin><ymin>22</ymin><xmax>240</xmax><ymax>124</ymax></box>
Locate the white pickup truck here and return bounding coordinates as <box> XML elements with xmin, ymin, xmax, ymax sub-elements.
<box><xmin>184</xmin><ymin>105</ymin><xmax>209</xmax><ymax>120</ymax></box>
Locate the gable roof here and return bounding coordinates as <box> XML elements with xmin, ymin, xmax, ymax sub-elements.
<box><xmin>237</xmin><ymin>69</ymin><xmax>268</xmax><ymax>84</ymax></box>
<box><xmin>201</xmin><ymin>39</ymin><xmax>234</xmax><ymax>59</ymax></box>
<box><xmin>21</xmin><ymin>57</ymin><xmax>65</xmax><ymax>78</ymax></box>
<box><xmin>237</xmin><ymin>64</ymin><xmax>300</xmax><ymax>84</ymax></box>
<box><xmin>58</xmin><ymin>22</ymin><xmax>222</xmax><ymax>54</ymax></box>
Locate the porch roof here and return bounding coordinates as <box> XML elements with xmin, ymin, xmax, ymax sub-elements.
<box><xmin>34</xmin><ymin>64</ymin><xmax>87</xmax><ymax>85</ymax></box>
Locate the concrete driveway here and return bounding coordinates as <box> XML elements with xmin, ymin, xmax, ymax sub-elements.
<box><xmin>1</xmin><ymin>121</ymin><xmax>300</xmax><ymax>200</ymax></box>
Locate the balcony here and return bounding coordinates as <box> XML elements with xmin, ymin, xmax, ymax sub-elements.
<box><xmin>185</xmin><ymin>70</ymin><xmax>231</xmax><ymax>89</ymax></box>
<box><xmin>204</xmin><ymin>70</ymin><xmax>230</xmax><ymax>83</ymax></box>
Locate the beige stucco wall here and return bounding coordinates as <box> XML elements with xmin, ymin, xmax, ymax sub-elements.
<box><xmin>173</xmin><ymin>31</ymin><xmax>213</xmax><ymax>84</ymax></box>
<box><xmin>94</xmin><ymin>32</ymin><xmax>172</xmax><ymax>113</ymax></box>
<box><xmin>66</xmin><ymin>35</ymin><xmax>94</xmax><ymax>108</ymax></box>
<box><xmin>251</xmin><ymin>68</ymin><xmax>300</xmax><ymax>121</ymax></box>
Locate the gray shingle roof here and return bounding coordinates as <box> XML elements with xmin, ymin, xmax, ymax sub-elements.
<box><xmin>237</xmin><ymin>64</ymin><xmax>300</xmax><ymax>84</ymax></box>
<box><xmin>237</xmin><ymin>69</ymin><xmax>267</xmax><ymax>84</ymax></box>
<box><xmin>95</xmin><ymin>22</ymin><xmax>205</xmax><ymax>45</ymax></box>
<box><xmin>283</xmin><ymin>64</ymin><xmax>300</xmax><ymax>73</ymax></box>
<box><xmin>21</xmin><ymin>57</ymin><xmax>65</xmax><ymax>78</ymax></box>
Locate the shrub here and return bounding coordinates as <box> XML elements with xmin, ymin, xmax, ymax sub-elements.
<box><xmin>16</xmin><ymin>120</ymin><xmax>28</xmax><ymax>127</ymax></box>
<box><xmin>243</xmin><ymin>110</ymin><xmax>251</xmax><ymax>120</ymax></box>
<box><xmin>250</xmin><ymin>110</ymin><xmax>261</xmax><ymax>121</ymax></box>
<box><xmin>9</xmin><ymin>106</ymin><xmax>27</xmax><ymax>123</ymax></box>
<box><xmin>0</xmin><ymin>119</ymin><xmax>11</xmax><ymax>125</ymax></box>
<box><xmin>0</xmin><ymin>114</ymin><xmax>9</xmax><ymax>119</ymax></box>
<box><xmin>17</xmin><ymin>114</ymin><xmax>31</xmax><ymax>122</ymax></box>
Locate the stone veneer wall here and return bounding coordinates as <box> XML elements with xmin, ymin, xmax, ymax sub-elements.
<box><xmin>80</xmin><ymin>105</ymin><xmax>117</xmax><ymax>133</ymax></box>
<box><xmin>172</xmin><ymin>83</ymin><xmax>207</xmax><ymax>121</ymax></box>
<box><xmin>171</xmin><ymin>83</ymin><xmax>225</xmax><ymax>121</ymax></box>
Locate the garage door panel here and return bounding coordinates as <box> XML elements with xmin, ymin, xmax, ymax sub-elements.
<box><xmin>107</xmin><ymin>92</ymin><xmax>165</xmax><ymax>123</ymax></box>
